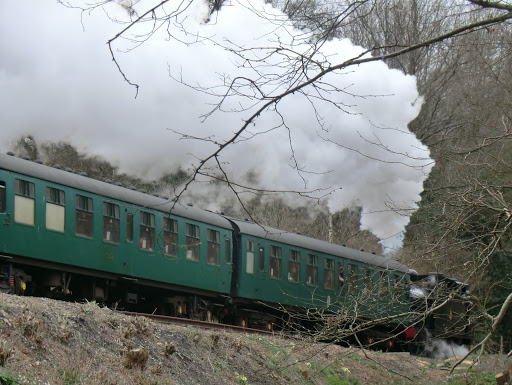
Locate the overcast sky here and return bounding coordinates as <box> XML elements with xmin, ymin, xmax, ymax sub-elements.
<box><xmin>0</xmin><ymin>0</ymin><xmax>432</xmax><ymax>249</ymax></box>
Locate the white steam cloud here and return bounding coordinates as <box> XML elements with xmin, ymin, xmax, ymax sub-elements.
<box><xmin>426</xmin><ymin>339</ymin><xmax>470</xmax><ymax>360</ymax></box>
<box><xmin>0</xmin><ymin>0</ymin><xmax>432</xmax><ymax>248</ymax></box>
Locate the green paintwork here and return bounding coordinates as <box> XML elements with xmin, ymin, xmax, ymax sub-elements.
<box><xmin>0</xmin><ymin>154</ymin><xmax>410</xmax><ymax>326</ymax></box>
<box><xmin>236</xmin><ymin>233</ymin><xmax>410</xmax><ymax>320</ymax></box>
<box><xmin>0</xmin><ymin>168</ymin><xmax>232</xmax><ymax>295</ymax></box>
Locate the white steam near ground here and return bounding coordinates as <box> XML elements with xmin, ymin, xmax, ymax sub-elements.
<box><xmin>0</xmin><ymin>0</ymin><xmax>432</xmax><ymax>249</ymax></box>
<box><xmin>426</xmin><ymin>339</ymin><xmax>470</xmax><ymax>360</ymax></box>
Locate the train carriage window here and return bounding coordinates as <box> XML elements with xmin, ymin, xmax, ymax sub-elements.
<box><xmin>207</xmin><ymin>229</ymin><xmax>220</xmax><ymax>266</ymax></box>
<box><xmin>363</xmin><ymin>268</ymin><xmax>373</xmax><ymax>292</ymax></box>
<box><xmin>246</xmin><ymin>239</ymin><xmax>254</xmax><ymax>274</ymax></box>
<box><xmin>75</xmin><ymin>195</ymin><xmax>93</xmax><ymax>238</ymax></box>
<box><xmin>185</xmin><ymin>223</ymin><xmax>200</xmax><ymax>261</ymax></box>
<box><xmin>395</xmin><ymin>274</ymin><xmax>404</xmax><ymax>288</ymax></box>
<box><xmin>393</xmin><ymin>274</ymin><xmax>404</xmax><ymax>300</ymax></box>
<box><xmin>163</xmin><ymin>218</ymin><xmax>178</xmax><ymax>256</ymax></box>
<box><xmin>103</xmin><ymin>202</ymin><xmax>120</xmax><ymax>244</ymax></box>
<box><xmin>269</xmin><ymin>245</ymin><xmax>282</xmax><ymax>279</ymax></box>
<box><xmin>347</xmin><ymin>264</ymin><xmax>358</xmax><ymax>292</ymax></box>
<box><xmin>46</xmin><ymin>187</ymin><xmax>65</xmax><ymax>232</ymax></box>
<box><xmin>288</xmin><ymin>250</ymin><xmax>300</xmax><ymax>282</ymax></box>
<box><xmin>258</xmin><ymin>247</ymin><xmax>264</xmax><ymax>271</ymax></box>
<box><xmin>14</xmin><ymin>179</ymin><xmax>35</xmax><ymax>226</ymax></box>
<box><xmin>126</xmin><ymin>213</ymin><xmax>133</xmax><ymax>242</ymax></box>
<box><xmin>15</xmin><ymin>179</ymin><xmax>35</xmax><ymax>197</ymax></box>
<box><xmin>139</xmin><ymin>211</ymin><xmax>155</xmax><ymax>251</ymax></box>
<box><xmin>306</xmin><ymin>254</ymin><xmax>318</xmax><ymax>285</ymax></box>
<box><xmin>0</xmin><ymin>181</ymin><xmax>5</xmax><ymax>213</ymax></box>
<box><xmin>225</xmin><ymin>238</ymin><xmax>231</xmax><ymax>263</ymax></box>
<box><xmin>378</xmin><ymin>271</ymin><xmax>388</xmax><ymax>298</ymax></box>
<box><xmin>324</xmin><ymin>258</ymin><xmax>335</xmax><ymax>290</ymax></box>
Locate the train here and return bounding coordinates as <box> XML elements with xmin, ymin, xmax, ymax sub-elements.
<box><xmin>0</xmin><ymin>152</ymin><xmax>471</xmax><ymax>349</ymax></box>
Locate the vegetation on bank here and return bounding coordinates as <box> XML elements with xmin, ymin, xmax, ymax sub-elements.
<box><xmin>0</xmin><ymin>293</ymin><xmax>508</xmax><ymax>385</ymax></box>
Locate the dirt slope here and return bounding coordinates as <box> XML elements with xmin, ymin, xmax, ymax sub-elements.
<box><xmin>0</xmin><ymin>293</ymin><xmax>507</xmax><ymax>385</ymax></box>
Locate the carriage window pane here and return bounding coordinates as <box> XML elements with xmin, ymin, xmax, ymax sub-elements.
<box><xmin>307</xmin><ymin>254</ymin><xmax>318</xmax><ymax>286</ymax></box>
<box><xmin>139</xmin><ymin>211</ymin><xmax>155</xmax><ymax>251</ymax></box>
<box><xmin>163</xmin><ymin>218</ymin><xmax>178</xmax><ymax>256</ymax></box>
<box><xmin>15</xmin><ymin>179</ymin><xmax>35</xmax><ymax>198</ymax></box>
<box><xmin>225</xmin><ymin>238</ymin><xmax>231</xmax><ymax>263</ymax></box>
<box><xmin>186</xmin><ymin>223</ymin><xmax>198</xmax><ymax>237</ymax></box>
<box><xmin>363</xmin><ymin>268</ymin><xmax>373</xmax><ymax>291</ymax></box>
<box><xmin>103</xmin><ymin>202</ymin><xmax>120</xmax><ymax>244</ymax></box>
<box><xmin>164</xmin><ymin>217</ymin><xmax>178</xmax><ymax>232</ymax></box>
<box><xmin>207</xmin><ymin>229</ymin><xmax>220</xmax><ymax>265</ymax></box>
<box><xmin>288</xmin><ymin>249</ymin><xmax>300</xmax><ymax>282</ymax></box>
<box><xmin>126</xmin><ymin>213</ymin><xmax>133</xmax><ymax>242</ymax></box>
<box><xmin>0</xmin><ymin>182</ymin><xmax>5</xmax><ymax>213</ymax></box>
<box><xmin>379</xmin><ymin>271</ymin><xmax>388</xmax><ymax>298</ymax></box>
<box><xmin>46</xmin><ymin>187</ymin><xmax>65</xmax><ymax>232</ymax></box>
<box><xmin>46</xmin><ymin>187</ymin><xmax>64</xmax><ymax>205</ymax></box>
<box><xmin>75</xmin><ymin>195</ymin><xmax>93</xmax><ymax>238</ymax></box>
<box><xmin>258</xmin><ymin>247</ymin><xmax>265</xmax><ymax>271</ymax></box>
<box><xmin>269</xmin><ymin>245</ymin><xmax>282</xmax><ymax>279</ymax></box>
<box><xmin>14</xmin><ymin>179</ymin><xmax>35</xmax><ymax>226</ymax></box>
<box><xmin>347</xmin><ymin>264</ymin><xmax>358</xmax><ymax>291</ymax></box>
<box><xmin>246</xmin><ymin>239</ymin><xmax>255</xmax><ymax>274</ymax></box>
<box><xmin>393</xmin><ymin>274</ymin><xmax>405</xmax><ymax>300</ymax></box>
<box><xmin>324</xmin><ymin>258</ymin><xmax>335</xmax><ymax>290</ymax></box>
<box><xmin>186</xmin><ymin>223</ymin><xmax>200</xmax><ymax>261</ymax></box>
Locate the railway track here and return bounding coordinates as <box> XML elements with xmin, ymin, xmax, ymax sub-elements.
<box><xmin>118</xmin><ymin>311</ymin><xmax>290</xmax><ymax>337</ymax></box>
<box><xmin>117</xmin><ymin>311</ymin><xmax>410</xmax><ymax>353</ymax></box>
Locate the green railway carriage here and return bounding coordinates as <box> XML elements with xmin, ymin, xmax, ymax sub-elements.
<box><xmin>228</xmin><ymin>218</ymin><xmax>411</xmax><ymax>329</ymax></box>
<box><xmin>1</xmin><ymin>152</ymin><xmax>470</xmax><ymax>349</ymax></box>
<box><xmin>0</xmin><ymin>153</ymin><xmax>233</xmax><ymax>314</ymax></box>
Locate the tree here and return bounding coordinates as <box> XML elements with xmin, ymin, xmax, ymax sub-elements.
<box><xmin>292</xmin><ymin>0</ymin><xmax>512</xmax><ymax>355</ymax></box>
<box><xmin>59</xmin><ymin>0</ymin><xmax>512</xmax><ymax>364</ymax></box>
<box><xmin>58</xmin><ymin>0</ymin><xmax>512</xmax><ymax>196</ymax></box>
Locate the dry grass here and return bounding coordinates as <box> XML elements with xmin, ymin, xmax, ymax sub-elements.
<box><xmin>0</xmin><ymin>341</ymin><xmax>14</xmax><ymax>366</ymax></box>
<box><xmin>0</xmin><ymin>292</ymin><xmax>506</xmax><ymax>385</ymax></box>
<box><xmin>122</xmin><ymin>347</ymin><xmax>149</xmax><ymax>370</ymax></box>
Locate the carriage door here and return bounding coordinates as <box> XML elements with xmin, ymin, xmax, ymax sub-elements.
<box><xmin>0</xmin><ymin>180</ymin><xmax>11</xmax><ymax>292</ymax></box>
<box><xmin>258</xmin><ymin>245</ymin><xmax>265</xmax><ymax>278</ymax></box>
<box><xmin>123</xmin><ymin>211</ymin><xmax>135</xmax><ymax>275</ymax></box>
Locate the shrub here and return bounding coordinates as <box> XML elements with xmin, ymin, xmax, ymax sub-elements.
<box><xmin>122</xmin><ymin>347</ymin><xmax>149</xmax><ymax>371</ymax></box>
<box><xmin>0</xmin><ymin>342</ymin><xmax>13</xmax><ymax>366</ymax></box>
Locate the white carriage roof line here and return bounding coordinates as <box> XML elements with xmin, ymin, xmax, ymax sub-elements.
<box><xmin>228</xmin><ymin>218</ymin><xmax>409</xmax><ymax>273</ymax></box>
<box><xmin>0</xmin><ymin>153</ymin><xmax>232</xmax><ymax>230</ymax></box>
